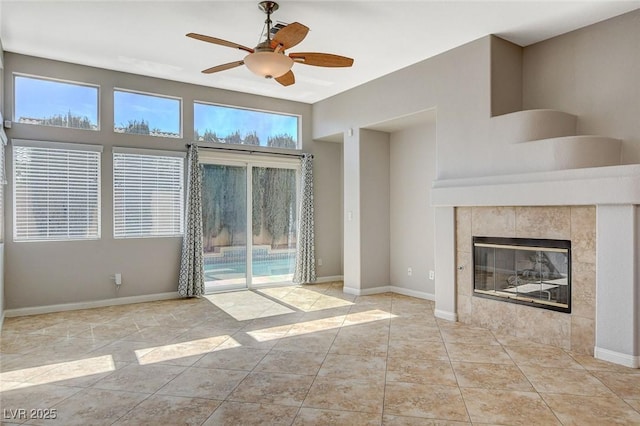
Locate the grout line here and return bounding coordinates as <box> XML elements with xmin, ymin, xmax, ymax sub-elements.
<box><xmin>380</xmin><ymin>297</ymin><xmax>394</xmax><ymax>426</ymax></box>
<box><xmin>438</xmin><ymin>315</ymin><xmax>473</xmax><ymax>424</ymax></box>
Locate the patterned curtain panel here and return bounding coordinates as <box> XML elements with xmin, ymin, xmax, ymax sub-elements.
<box><xmin>178</xmin><ymin>145</ymin><xmax>205</xmax><ymax>297</ymax></box>
<box><xmin>293</xmin><ymin>154</ymin><xmax>317</xmax><ymax>284</ymax></box>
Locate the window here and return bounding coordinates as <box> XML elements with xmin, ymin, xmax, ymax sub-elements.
<box><xmin>13</xmin><ymin>140</ymin><xmax>102</xmax><ymax>242</ymax></box>
<box><xmin>14</xmin><ymin>74</ymin><xmax>99</xmax><ymax>130</ymax></box>
<box><xmin>194</xmin><ymin>102</ymin><xmax>300</xmax><ymax>149</ymax></box>
<box><xmin>0</xmin><ymin>123</ymin><xmax>6</xmax><ymax>243</ymax></box>
<box><xmin>113</xmin><ymin>148</ymin><xmax>184</xmax><ymax>238</ymax></box>
<box><xmin>114</xmin><ymin>89</ymin><xmax>181</xmax><ymax>138</ymax></box>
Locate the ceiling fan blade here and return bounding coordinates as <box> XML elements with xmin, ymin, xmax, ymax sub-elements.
<box><xmin>289</xmin><ymin>52</ymin><xmax>354</xmax><ymax>67</ymax></box>
<box><xmin>271</xmin><ymin>22</ymin><xmax>309</xmax><ymax>50</ymax></box>
<box><xmin>275</xmin><ymin>70</ymin><xmax>295</xmax><ymax>86</ymax></box>
<box><xmin>186</xmin><ymin>33</ymin><xmax>254</xmax><ymax>53</ymax></box>
<box><xmin>202</xmin><ymin>61</ymin><xmax>245</xmax><ymax>74</ymax></box>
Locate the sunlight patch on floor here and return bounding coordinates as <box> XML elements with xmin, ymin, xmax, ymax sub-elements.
<box><xmin>135</xmin><ymin>336</ymin><xmax>232</xmax><ymax>365</ymax></box>
<box><xmin>257</xmin><ymin>287</ymin><xmax>354</xmax><ymax>312</ymax></box>
<box><xmin>1</xmin><ymin>355</ymin><xmax>116</xmax><ymax>388</ymax></box>
<box><xmin>246</xmin><ymin>309</ymin><xmax>397</xmax><ymax>342</ymax></box>
<box><xmin>203</xmin><ymin>291</ymin><xmax>296</xmax><ymax>321</ymax></box>
<box><xmin>210</xmin><ymin>336</ymin><xmax>242</xmax><ymax>351</ymax></box>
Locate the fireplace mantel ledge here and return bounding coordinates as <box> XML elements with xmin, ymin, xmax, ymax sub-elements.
<box><xmin>431</xmin><ymin>164</ymin><xmax>640</xmax><ymax>207</ymax></box>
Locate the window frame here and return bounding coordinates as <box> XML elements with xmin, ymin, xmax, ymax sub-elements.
<box><xmin>13</xmin><ymin>73</ymin><xmax>101</xmax><ymax>131</ymax></box>
<box><xmin>193</xmin><ymin>100</ymin><xmax>301</xmax><ymax>150</ymax></box>
<box><xmin>113</xmin><ymin>88</ymin><xmax>183</xmax><ymax>139</ymax></box>
<box><xmin>0</xmin><ymin>113</ymin><xmax>7</xmax><ymax>243</ymax></box>
<box><xmin>112</xmin><ymin>147</ymin><xmax>186</xmax><ymax>239</ymax></box>
<box><xmin>12</xmin><ymin>139</ymin><xmax>103</xmax><ymax>243</ymax></box>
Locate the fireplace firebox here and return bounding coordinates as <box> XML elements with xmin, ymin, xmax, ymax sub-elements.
<box><xmin>473</xmin><ymin>237</ymin><xmax>571</xmax><ymax>313</ymax></box>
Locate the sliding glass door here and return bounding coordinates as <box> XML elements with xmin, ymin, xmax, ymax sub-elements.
<box><xmin>201</xmin><ymin>155</ymin><xmax>298</xmax><ymax>292</ymax></box>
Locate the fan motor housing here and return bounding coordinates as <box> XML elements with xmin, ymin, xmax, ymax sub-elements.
<box><xmin>258</xmin><ymin>1</ymin><xmax>279</xmax><ymax>14</ymax></box>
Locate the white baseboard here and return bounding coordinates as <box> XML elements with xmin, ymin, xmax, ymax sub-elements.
<box><xmin>389</xmin><ymin>286</ymin><xmax>435</xmax><ymax>301</ymax></box>
<box><xmin>342</xmin><ymin>286</ymin><xmax>358</xmax><ymax>296</ymax></box>
<box><xmin>343</xmin><ymin>285</ymin><xmax>392</xmax><ymax>296</ymax></box>
<box><xmin>594</xmin><ymin>346</ymin><xmax>640</xmax><ymax>369</ymax></box>
<box><xmin>434</xmin><ymin>309</ymin><xmax>458</xmax><ymax>322</ymax></box>
<box><xmin>4</xmin><ymin>292</ymin><xmax>181</xmax><ymax>318</ymax></box>
<box><xmin>343</xmin><ymin>285</ymin><xmax>436</xmax><ymax>302</ymax></box>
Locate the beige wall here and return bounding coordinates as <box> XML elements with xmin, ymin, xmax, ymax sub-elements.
<box><xmin>311</xmin><ymin>140</ymin><xmax>343</xmax><ymax>278</ymax></box>
<box><xmin>313</xmin><ymin>35</ymin><xmax>493</xmax><ymax>180</ymax></box>
<box><xmin>342</xmin><ymin>129</ymin><xmax>361</xmax><ymax>289</ymax></box>
<box><xmin>321</xmin><ymin>35</ymin><xmax>492</xmax><ymax>296</ymax></box>
<box><xmin>389</xmin><ymin>121</ymin><xmax>437</xmax><ymax>295</ymax></box>
<box><xmin>359</xmin><ymin>129</ymin><xmax>390</xmax><ymax>289</ymax></box>
<box><xmin>490</xmin><ymin>35</ymin><xmax>523</xmax><ymax>117</ymax></box>
<box><xmin>523</xmin><ymin>9</ymin><xmax>640</xmax><ymax>163</ymax></box>
<box><xmin>343</xmin><ymin>119</ymin><xmax>438</xmax><ymax>296</ymax></box>
<box><xmin>0</xmin><ymin>38</ymin><xmax>4</xmax><ymax>322</ymax></box>
<box><xmin>3</xmin><ymin>53</ymin><xmax>342</xmax><ymax>310</ymax></box>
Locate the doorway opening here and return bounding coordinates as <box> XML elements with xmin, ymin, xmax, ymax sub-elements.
<box><xmin>200</xmin><ymin>153</ymin><xmax>299</xmax><ymax>292</ymax></box>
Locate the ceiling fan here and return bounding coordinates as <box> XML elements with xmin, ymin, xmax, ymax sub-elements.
<box><xmin>186</xmin><ymin>1</ymin><xmax>354</xmax><ymax>86</ymax></box>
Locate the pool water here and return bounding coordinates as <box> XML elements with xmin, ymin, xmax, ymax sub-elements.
<box><xmin>204</xmin><ymin>256</ymin><xmax>295</xmax><ymax>281</ymax></box>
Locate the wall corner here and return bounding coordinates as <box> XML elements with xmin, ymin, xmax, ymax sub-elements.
<box><xmin>490</xmin><ymin>35</ymin><xmax>523</xmax><ymax>117</ymax></box>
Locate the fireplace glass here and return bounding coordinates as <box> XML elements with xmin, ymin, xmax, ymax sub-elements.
<box><xmin>473</xmin><ymin>237</ymin><xmax>571</xmax><ymax>313</ymax></box>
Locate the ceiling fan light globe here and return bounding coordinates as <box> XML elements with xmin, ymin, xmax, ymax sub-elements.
<box><xmin>244</xmin><ymin>52</ymin><xmax>293</xmax><ymax>79</ymax></box>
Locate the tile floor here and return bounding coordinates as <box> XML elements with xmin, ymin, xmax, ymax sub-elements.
<box><xmin>1</xmin><ymin>282</ymin><xmax>639</xmax><ymax>425</ymax></box>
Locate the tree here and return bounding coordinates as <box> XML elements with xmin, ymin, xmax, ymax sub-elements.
<box><xmin>264</xmin><ymin>168</ymin><xmax>296</xmax><ymax>247</ymax></box>
<box><xmin>222</xmin><ymin>166</ymin><xmax>247</xmax><ymax>245</ymax></box>
<box><xmin>243</xmin><ymin>131</ymin><xmax>260</xmax><ymax>146</ymax></box>
<box><xmin>202</xmin><ymin>130</ymin><xmax>219</xmax><ymax>142</ymax></box>
<box><xmin>40</xmin><ymin>110</ymin><xmax>93</xmax><ymax>129</ymax></box>
<box><xmin>267</xmin><ymin>134</ymin><xmax>297</xmax><ymax>149</ymax></box>
<box><xmin>201</xmin><ymin>164</ymin><xmax>248</xmax><ymax>249</ymax></box>
<box><xmin>196</xmin><ymin>129</ymin><xmax>265</xmax><ymax>146</ymax></box>
<box><xmin>124</xmin><ymin>119</ymin><xmax>150</xmax><ymax>135</ymax></box>
<box><xmin>252</xmin><ymin>167</ymin><xmax>265</xmax><ymax>237</ymax></box>
<box><xmin>224</xmin><ymin>130</ymin><xmax>242</xmax><ymax>145</ymax></box>
<box><xmin>201</xmin><ymin>165</ymin><xmax>226</xmax><ymax>250</ymax></box>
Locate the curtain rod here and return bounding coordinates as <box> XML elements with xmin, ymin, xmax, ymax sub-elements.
<box><xmin>185</xmin><ymin>143</ymin><xmax>312</xmax><ymax>159</ymax></box>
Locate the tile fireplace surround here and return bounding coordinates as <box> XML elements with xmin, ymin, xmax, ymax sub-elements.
<box><xmin>455</xmin><ymin>206</ymin><xmax>595</xmax><ymax>354</ymax></box>
<box><xmin>432</xmin><ymin>164</ymin><xmax>640</xmax><ymax>368</ymax></box>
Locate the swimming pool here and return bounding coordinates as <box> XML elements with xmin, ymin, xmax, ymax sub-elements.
<box><xmin>204</xmin><ymin>249</ymin><xmax>295</xmax><ymax>283</ymax></box>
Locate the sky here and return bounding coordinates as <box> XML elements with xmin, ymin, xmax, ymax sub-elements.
<box><xmin>114</xmin><ymin>90</ymin><xmax>180</xmax><ymax>134</ymax></box>
<box><xmin>15</xmin><ymin>76</ymin><xmax>98</xmax><ymax>125</ymax></box>
<box><xmin>194</xmin><ymin>103</ymin><xmax>299</xmax><ymax>147</ymax></box>
<box><xmin>15</xmin><ymin>75</ymin><xmax>299</xmax><ymax>145</ymax></box>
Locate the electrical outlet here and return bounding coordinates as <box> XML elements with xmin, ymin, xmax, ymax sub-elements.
<box><xmin>114</xmin><ymin>273</ymin><xmax>122</xmax><ymax>286</ymax></box>
<box><xmin>317</xmin><ymin>258</ymin><xmax>323</xmax><ymax>266</ymax></box>
<box><xmin>429</xmin><ymin>270</ymin><xmax>435</xmax><ymax>280</ymax></box>
<box><xmin>407</xmin><ymin>267</ymin><xmax>412</xmax><ymax>276</ymax></box>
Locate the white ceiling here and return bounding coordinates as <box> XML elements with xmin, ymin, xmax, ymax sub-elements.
<box><xmin>2</xmin><ymin>1</ymin><xmax>639</xmax><ymax>104</ymax></box>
